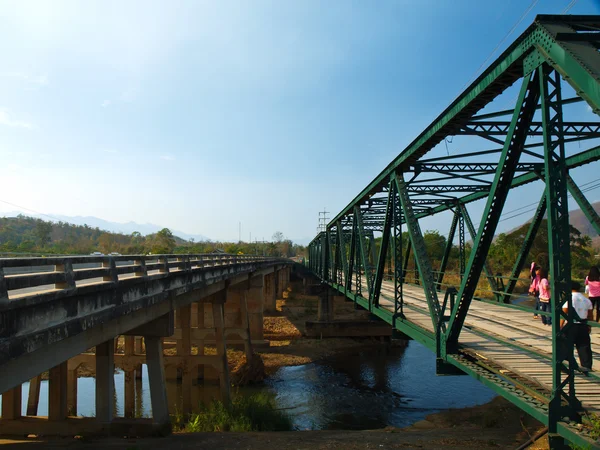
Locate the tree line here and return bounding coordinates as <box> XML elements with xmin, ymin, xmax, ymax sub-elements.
<box><xmin>0</xmin><ymin>215</ymin><xmax>305</xmax><ymax>257</ymax></box>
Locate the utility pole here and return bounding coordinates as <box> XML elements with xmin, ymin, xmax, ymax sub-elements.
<box><xmin>239</xmin><ymin>222</ymin><xmax>241</xmax><ymax>243</ymax></box>
<box><xmin>318</xmin><ymin>208</ymin><xmax>330</xmax><ymax>233</ymax></box>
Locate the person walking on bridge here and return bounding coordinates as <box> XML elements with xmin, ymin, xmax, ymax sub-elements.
<box><xmin>529</xmin><ymin>265</ymin><xmax>541</xmax><ymax>319</ymax></box>
<box><xmin>560</xmin><ymin>281</ymin><xmax>594</xmax><ymax>374</ymax></box>
<box><xmin>585</xmin><ymin>266</ymin><xmax>600</xmax><ymax>322</ymax></box>
<box><xmin>538</xmin><ymin>268</ymin><xmax>551</xmax><ymax>326</ymax></box>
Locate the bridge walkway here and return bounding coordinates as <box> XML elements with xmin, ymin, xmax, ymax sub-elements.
<box><xmin>378</xmin><ymin>282</ymin><xmax>600</xmax><ymax>413</ymax></box>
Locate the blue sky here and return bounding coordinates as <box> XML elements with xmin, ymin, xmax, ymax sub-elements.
<box><xmin>0</xmin><ymin>0</ymin><xmax>599</xmax><ymax>244</ymax></box>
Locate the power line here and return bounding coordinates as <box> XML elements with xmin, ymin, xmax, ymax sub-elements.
<box><xmin>562</xmin><ymin>0</ymin><xmax>578</xmax><ymax>13</ymax></box>
<box><xmin>459</xmin><ymin>0</ymin><xmax>539</xmax><ymax>93</ymax></box>
<box><xmin>0</xmin><ymin>198</ymin><xmax>62</xmax><ymax>222</ymax></box>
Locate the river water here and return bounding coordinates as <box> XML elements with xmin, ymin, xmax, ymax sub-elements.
<box><xmin>1</xmin><ymin>340</ymin><xmax>495</xmax><ymax>430</ymax></box>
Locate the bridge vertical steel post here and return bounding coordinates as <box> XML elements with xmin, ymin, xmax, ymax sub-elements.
<box><xmin>331</xmin><ymin>224</ymin><xmax>339</xmax><ymax>285</ymax></box>
<box><xmin>372</xmin><ymin>179</ymin><xmax>394</xmax><ymax>307</ymax></box>
<box><xmin>395</xmin><ymin>172</ymin><xmax>442</xmax><ymax>330</ymax></box>
<box><xmin>445</xmin><ymin>69</ymin><xmax>540</xmax><ymax>352</ymax></box>
<box><xmin>458</xmin><ymin>203</ymin><xmax>500</xmax><ymax>300</ymax></box>
<box><xmin>337</xmin><ymin>221</ymin><xmax>349</xmax><ymax>292</ymax></box>
<box><xmin>95</xmin><ymin>339</ymin><xmax>114</xmax><ymax>424</ymax></box>
<box><xmin>437</xmin><ymin>210</ymin><xmax>459</xmax><ymax>291</ymax></box>
<box><xmin>392</xmin><ymin>180</ymin><xmax>404</xmax><ymax>318</ymax></box>
<box><xmin>458</xmin><ymin>211</ymin><xmax>465</xmax><ymax>282</ymax></box>
<box><xmin>541</xmin><ymin>65</ymin><xmax>578</xmax><ymax>448</ymax></box>
<box><xmin>567</xmin><ymin>174</ymin><xmax>600</xmax><ymax>236</ymax></box>
<box><xmin>502</xmin><ymin>193</ymin><xmax>546</xmax><ymax>304</ymax></box>
<box><xmin>26</xmin><ymin>375</ymin><xmax>41</xmax><ymax>416</ymax></box>
<box><xmin>347</xmin><ymin>215</ymin><xmax>356</xmax><ymax>295</ymax></box>
<box><xmin>354</xmin><ymin>206</ymin><xmax>373</xmax><ymax>305</ymax></box>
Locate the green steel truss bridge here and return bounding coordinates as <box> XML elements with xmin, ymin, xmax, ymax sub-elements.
<box><xmin>307</xmin><ymin>15</ymin><xmax>600</xmax><ymax>449</ymax></box>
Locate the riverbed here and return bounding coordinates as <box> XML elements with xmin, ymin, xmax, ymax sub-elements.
<box><xmin>1</xmin><ymin>339</ymin><xmax>495</xmax><ymax>430</ymax></box>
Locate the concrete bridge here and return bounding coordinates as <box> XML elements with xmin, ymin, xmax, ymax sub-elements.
<box><xmin>0</xmin><ymin>254</ymin><xmax>291</xmax><ymax>434</ymax></box>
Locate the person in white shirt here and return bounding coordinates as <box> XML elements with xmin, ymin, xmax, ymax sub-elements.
<box><xmin>560</xmin><ymin>281</ymin><xmax>594</xmax><ymax>373</ymax></box>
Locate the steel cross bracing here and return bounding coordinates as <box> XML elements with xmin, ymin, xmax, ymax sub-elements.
<box><xmin>307</xmin><ymin>15</ymin><xmax>600</xmax><ymax>449</ymax></box>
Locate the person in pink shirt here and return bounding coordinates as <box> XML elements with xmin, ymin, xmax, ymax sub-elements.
<box><xmin>585</xmin><ymin>266</ymin><xmax>600</xmax><ymax>322</ymax></box>
<box><xmin>529</xmin><ymin>266</ymin><xmax>541</xmax><ymax>319</ymax></box>
<box><xmin>537</xmin><ymin>268</ymin><xmax>551</xmax><ymax>326</ymax></box>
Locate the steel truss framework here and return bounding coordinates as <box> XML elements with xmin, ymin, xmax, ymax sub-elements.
<box><xmin>307</xmin><ymin>15</ymin><xmax>600</xmax><ymax>449</ymax></box>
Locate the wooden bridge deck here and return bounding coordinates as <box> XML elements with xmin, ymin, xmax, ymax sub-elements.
<box><xmin>378</xmin><ymin>282</ymin><xmax>600</xmax><ymax>413</ymax></box>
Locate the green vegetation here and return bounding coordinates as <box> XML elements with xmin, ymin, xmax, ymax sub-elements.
<box><xmin>171</xmin><ymin>393</ymin><xmax>293</xmax><ymax>432</ymax></box>
<box><xmin>0</xmin><ymin>215</ymin><xmax>305</xmax><ymax>257</ymax></box>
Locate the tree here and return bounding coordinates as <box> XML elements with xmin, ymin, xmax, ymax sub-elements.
<box><xmin>272</xmin><ymin>231</ymin><xmax>284</xmax><ymax>243</ymax></box>
<box><xmin>150</xmin><ymin>228</ymin><xmax>176</xmax><ymax>254</ymax></box>
<box><xmin>35</xmin><ymin>220</ymin><xmax>53</xmax><ymax>246</ymax></box>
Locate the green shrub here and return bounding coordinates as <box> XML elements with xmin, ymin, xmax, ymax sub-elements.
<box><xmin>173</xmin><ymin>392</ymin><xmax>293</xmax><ymax>432</ymax></box>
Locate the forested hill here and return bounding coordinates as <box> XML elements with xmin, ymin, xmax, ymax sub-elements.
<box><xmin>0</xmin><ymin>215</ymin><xmax>303</xmax><ymax>257</ymax></box>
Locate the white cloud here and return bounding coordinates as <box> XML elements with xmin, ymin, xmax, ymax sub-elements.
<box><xmin>101</xmin><ymin>99</ymin><xmax>112</xmax><ymax>107</ymax></box>
<box><xmin>0</xmin><ymin>72</ymin><xmax>48</xmax><ymax>86</ymax></box>
<box><xmin>0</xmin><ymin>109</ymin><xmax>34</xmax><ymax>129</ymax></box>
<box><xmin>160</xmin><ymin>154</ymin><xmax>175</xmax><ymax>161</ymax></box>
<box><xmin>102</xmin><ymin>148</ymin><xmax>118</xmax><ymax>154</ymax></box>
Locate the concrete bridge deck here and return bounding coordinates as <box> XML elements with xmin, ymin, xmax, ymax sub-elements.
<box><xmin>0</xmin><ymin>254</ymin><xmax>291</xmax><ymax>432</ymax></box>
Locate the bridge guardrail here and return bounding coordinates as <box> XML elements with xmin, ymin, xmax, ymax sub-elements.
<box><xmin>0</xmin><ymin>254</ymin><xmax>282</xmax><ymax>306</ymax></box>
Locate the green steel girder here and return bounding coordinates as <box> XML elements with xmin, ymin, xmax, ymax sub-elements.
<box><xmin>413</xmin><ymin>144</ymin><xmax>600</xmax><ymax>221</ymax></box>
<box><xmin>446</xmin><ymin>69</ymin><xmax>540</xmax><ymax>350</ymax></box>
<box><xmin>502</xmin><ymin>193</ymin><xmax>547</xmax><ymax>304</ymax></box>
<box><xmin>540</xmin><ymin>65</ymin><xmax>578</xmax><ymax>440</ymax></box>
<box><xmin>567</xmin><ymin>175</ymin><xmax>600</xmax><ymax>236</ymax></box>
<box><xmin>437</xmin><ymin>209</ymin><xmax>459</xmax><ymax>291</ymax></box>
<box><xmin>328</xmin><ymin>15</ymin><xmax>600</xmax><ymax>228</ymax></box>
<box><xmin>459</xmin><ymin>121</ymin><xmax>600</xmax><ymax>136</ymax></box>
<box><xmin>396</xmin><ymin>173</ymin><xmax>443</xmax><ymax>331</ymax></box>
<box><xmin>411</xmin><ymin>162</ymin><xmax>542</xmax><ymax>173</ymax></box>
<box><xmin>372</xmin><ymin>181</ymin><xmax>394</xmax><ymax>307</ymax></box>
<box><xmin>407</xmin><ymin>185</ymin><xmax>488</xmax><ymax>193</ymax></box>
<box><xmin>458</xmin><ymin>203</ymin><xmax>500</xmax><ymax>299</ymax></box>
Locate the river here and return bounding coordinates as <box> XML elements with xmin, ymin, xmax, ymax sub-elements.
<box><xmin>0</xmin><ymin>340</ymin><xmax>495</xmax><ymax>430</ymax></box>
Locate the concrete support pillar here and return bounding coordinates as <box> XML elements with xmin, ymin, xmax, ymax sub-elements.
<box><xmin>26</xmin><ymin>375</ymin><xmax>41</xmax><ymax>416</ymax></box>
<box><xmin>124</xmin><ymin>336</ymin><xmax>135</xmax><ymax>418</ymax></box>
<box><xmin>145</xmin><ymin>336</ymin><xmax>169</xmax><ymax>426</ymax></box>
<box><xmin>318</xmin><ymin>291</ymin><xmax>334</xmax><ymax>322</ymax></box>
<box><xmin>95</xmin><ymin>339</ymin><xmax>114</xmax><ymax>424</ymax></box>
<box><xmin>246</xmin><ymin>275</ymin><xmax>265</xmax><ymax>341</ymax></box>
<box><xmin>211</xmin><ymin>301</ymin><xmax>231</xmax><ymax>405</ymax></box>
<box><xmin>67</xmin><ymin>367</ymin><xmax>78</xmax><ymax>416</ymax></box>
<box><xmin>264</xmin><ymin>272</ymin><xmax>277</xmax><ymax>313</ymax></box>
<box><xmin>2</xmin><ymin>384</ymin><xmax>22</xmax><ymax>420</ymax></box>
<box><xmin>196</xmin><ymin>301</ymin><xmax>205</xmax><ymax>380</ymax></box>
<box><xmin>238</xmin><ymin>291</ymin><xmax>254</xmax><ymax>360</ymax></box>
<box><xmin>48</xmin><ymin>361</ymin><xmax>68</xmax><ymax>421</ymax></box>
<box><xmin>273</xmin><ymin>270</ymin><xmax>283</xmax><ymax>298</ymax></box>
<box><xmin>134</xmin><ymin>337</ymin><xmax>143</xmax><ymax>380</ymax></box>
<box><xmin>180</xmin><ymin>304</ymin><xmax>193</xmax><ymax>415</ymax></box>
